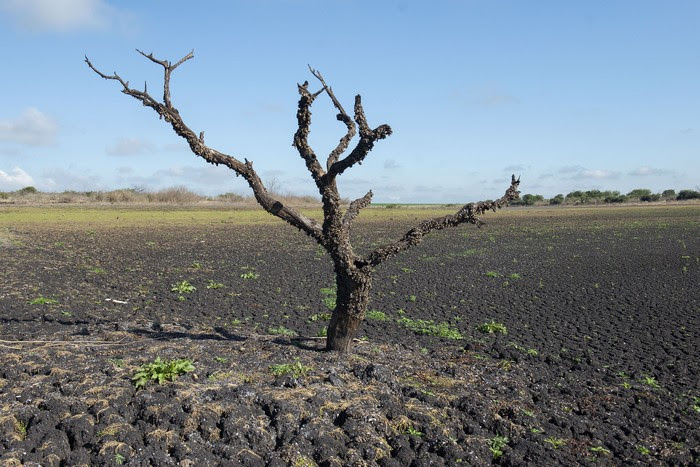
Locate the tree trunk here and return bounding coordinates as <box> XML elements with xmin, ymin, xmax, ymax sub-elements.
<box><xmin>326</xmin><ymin>268</ymin><xmax>372</xmax><ymax>353</ymax></box>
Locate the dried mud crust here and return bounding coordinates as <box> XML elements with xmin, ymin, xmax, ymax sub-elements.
<box><xmin>1</xmin><ymin>207</ymin><xmax>699</xmax><ymax>465</ymax></box>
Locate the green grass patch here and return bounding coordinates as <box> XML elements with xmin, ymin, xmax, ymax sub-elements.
<box><xmin>269</xmin><ymin>358</ymin><xmax>312</xmax><ymax>378</ymax></box>
<box><xmin>268</xmin><ymin>326</ymin><xmax>297</xmax><ymax>337</ymax></box>
<box><xmin>366</xmin><ymin>310</ymin><xmax>388</xmax><ymax>321</ymax></box>
<box><xmin>477</xmin><ymin>320</ymin><xmax>508</xmax><ymax>334</ymax></box>
<box><xmin>397</xmin><ymin>317</ymin><xmax>463</xmax><ymax>339</ymax></box>
<box><xmin>28</xmin><ymin>295</ymin><xmax>59</xmax><ymax>305</ymax></box>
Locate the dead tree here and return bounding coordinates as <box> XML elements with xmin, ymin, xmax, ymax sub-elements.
<box><xmin>86</xmin><ymin>50</ymin><xmax>520</xmax><ymax>353</ymax></box>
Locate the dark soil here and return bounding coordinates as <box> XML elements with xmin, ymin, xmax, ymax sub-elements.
<box><xmin>1</xmin><ymin>206</ymin><xmax>698</xmax><ymax>466</ymax></box>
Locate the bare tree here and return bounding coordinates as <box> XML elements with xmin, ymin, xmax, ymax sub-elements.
<box><xmin>86</xmin><ymin>50</ymin><xmax>520</xmax><ymax>353</ymax></box>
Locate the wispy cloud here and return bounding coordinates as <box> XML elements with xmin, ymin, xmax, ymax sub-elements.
<box><xmin>106</xmin><ymin>138</ymin><xmax>154</xmax><ymax>156</ymax></box>
<box><xmin>0</xmin><ymin>167</ymin><xmax>34</xmax><ymax>190</ymax></box>
<box><xmin>384</xmin><ymin>158</ymin><xmax>399</xmax><ymax>169</ymax></box>
<box><xmin>0</xmin><ymin>0</ymin><xmax>120</xmax><ymax>32</ymax></box>
<box><xmin>40</xmin><ymin>167</ymin><xmax>102</xmax><ymax>191</ymax></box>
<box><xmin>558</xmin><ymin>165</ymin><xmax>620</xmax><ymax>180</ymax></box>
<box><xmin>628</xmin><ymin>166</ymin><xmax>671</xmax><ymax>176</ymax></box>
<box><xmin>0</xmin><ymin>107</ymin><xmax>58</xmax><ymax>146</ymax></box>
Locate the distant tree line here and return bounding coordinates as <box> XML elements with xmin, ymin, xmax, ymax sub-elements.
<box><xmin>2</xmin><ymin>185</ymin><xmax>699</xmax><ymax>206</ymax></box>
<box><xmin>511</xmin><ymin>188</ymin><xmax>700</xmax><ymax>206</ymax></box>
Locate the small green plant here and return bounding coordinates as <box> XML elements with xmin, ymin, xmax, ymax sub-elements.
<box><xmin>408</xmin><ymin>294</ymin><xmax>417</xmax><ymax>302</ymax></box>
<box><xmin>132</xmin><ymin>357</ymin><xmax>195</xmax><ymax>389</ymax></box>
<box><xmin>692</xmin><ymin>397</ymin><xmax>700</xmax><ymax>413</ymax></box>
<box><xmin>213</xmin><ymin>356</ymin><xmax>228</xmax><ymax>364</ymax></box>
<box><xmin>89</xmin><ymin>267</ymin><xmax>107</xmax><ymax>275</ymax></box>
<box><xmin>521</xmin><ymin>409</ymin><xmax>535</xmax><ymax>417</ymax></box>
<box><xmin>636</xmin><ymin>445</ymin><xmax>650</xmax><ymax>455</ymax></box>
<box><xmin>269</xmin><ymin>358</ymin><xmax>312</xmax><ymax>378</ymax></box>
<box><xmin>366</xmin><ymin>310</ymin><xmax>388</xmax><ymax>321</ymax></box>
<box><xmin>309</xmin><ymin>312</ymin><xmax>332</xmax><ymax>322</ymax></box>
<box><xmin>115</xmin><ymin>453</ymin><xmax>126</xmax><ymax>465</ymax></box>
<box><xmin>397</xmin><ymin>317</ymin><xmax>463</xmax><ymax>339</ymax></box>
<box><xmin>14</xmin><ymin>419</ymin><xmax>27</xmax><ymax>440</ymax></box>
<box><xmin>489</xmin><ymin>435</ymin><xmax>509</xmax><ymax>459</ymax></box>
<box><xmin>640</xmin><ymin>375</ymin><xmax>660</xmax><ymax>389</ymax></box>
<box><xmin>190</xmin><ymin>261</ymin><xmax>202</xmax><ymax>269</ymax></box>
<box><xmin>401</xmin><ymin>267</ymin><xmax>414</xmax><ymax>273</ymax></box>
<box><xmin>240</xmin><ymin>271</ymin><xmax>259</xmax><ymax>280</ymax></box>
<box><xmin>171</xmin><ymin>280</ymin><xmax>196</xmax><ymax>294</ymax></box>
<box><xmin>544</xmin><ymin>437</ymin><xmax>567</xmax><ymax>449</ymax></box>
<box><xmin>485</xmin><ymin>271</ymin><xmax>500</xmax><ymax>278</ymax></box>
<box><xmin>316</xmin><ymin>327</ymin><xmax>328</xmax><ymax>337</ymax></box>
<box><xmin>590</xmin><ymin>446</ymin><xmax>611</xmax><ymax>455</ymax></box>
<box><xmin>477</xmin><ymin>320</ymin><xmax>508</xmax><ymax>335</ymax></box>
<box><xmin>320</xmin><ymin>287</ymin><xmax>336</xmax><ymax>310</ymax></box>
<box><xmin>28</xmin><ymin>295</ymin><xmax>59</xmax><ymax>305</ymax></box>
<box><xmin>206</xmin><ymin>279</ymin><xmax>224</xmax><ymax>289</ymax></box>
<box><xmin>509</xmin><ymin>273</ymin><xmax>521</xmax><ymax>280</ymax></box>
<box><xmin>405</xmin><ymin>425</ymin><xmax>423</xmax><ymax>437</ymax></box>
<box><xmin>268</xmin><ymin>326</ymin><xmax>297</xmax><ymax>337</ymax></box>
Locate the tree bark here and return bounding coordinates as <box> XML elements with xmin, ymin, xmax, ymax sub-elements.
<box><xmin>326</xmin><ymin>267</ymin><xmax>372</xmax><ymax>353</ymax></box>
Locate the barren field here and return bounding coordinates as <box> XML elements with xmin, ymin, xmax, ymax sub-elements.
<box><xmin>0</xmin><ymin>205</ymin><xmax>698</xmax><ymax>466</ymax></box>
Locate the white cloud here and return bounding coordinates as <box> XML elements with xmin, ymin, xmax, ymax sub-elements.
<box><xmin>106</xmin><ymin>138</ymin><xmax>155</xmax><ymax>156</ymax></box>
<box><xmin>0</xmin><ymin>167</ymin><xmax>34</xmax><ymax>190</ymax></box>
<box><xmin>0</xmin><ymin>0</ymin><xmax>116</xmax><ymax>32</ymax></box>
<box><xmin>558</xmin><ymin>165</ymin><xmax>620</xmax><ymax>180</ymax></box>
<box><xmin>580</xmin><ymin>169</ymin><xmax>619</xmax><ymax>179</ymax></box>
<box><xmin>629</xmin><ymin>166</ymin><xmax>671</xmax><ymax>176</ymax></box>
<box><xmin>0</xmin><ymin>107</ymin><xmax>58</xmax><ymax>146</ymax></box>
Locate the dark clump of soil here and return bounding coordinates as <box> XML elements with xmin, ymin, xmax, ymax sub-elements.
<box><xmin>1</xmin><ymin>206</ymin><xmax>698</xmax><ymax>465</ymax></box>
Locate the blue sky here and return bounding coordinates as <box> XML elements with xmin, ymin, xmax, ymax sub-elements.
<box><xmin>0</xmin><ymin>0</ymin><xmax>698</xmax><ymax>203</ymax></box>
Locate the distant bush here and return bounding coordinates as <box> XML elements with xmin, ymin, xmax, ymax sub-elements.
<box><xmin>17</xmin><ymin>186</ymin><xmax>38</xmax><ymax>195</ymax></box>
<box><xmin>549</xmin><ymin>194</ymin><xmax>564</xmax><ymax>205</ymax></box>
<box><xmin>626</xmin><ymin>188</ymin><xmax>652</xmax><ymax>199</ymax></box>
<box><xmin>677</xmin><ymin>189</ymin><xmax>700</xmax><ymax>200</ymax></box>
<box><xmin>661</xmin><ymin>189</ymin><xmax>676</xmax><ymax>199</ymax></box>
<box><xmin>513</xmin><ymin>193</ymin><xmax>544</xmax><ymax>206</ymax></box>
<box><xmin>217</xmin><ymin>192</ymin><xmax>246</xmax><ymax>202</ymax></box>
<box><xmin>147</xmin><ymin>186</ymin><xmax>203</xmax><ymax>204</ymax></box>
<box><xmin>604</xmin><ymin>194</ymin><xmax>627</xmax><ymax>203</ymax></box>
<box><xmin>0</xmin><ymin>192</ymin><xmax>8</xmax><ymax>199</ymax></box>
<box><xmin>640</xmin><ymin>194</ymin><xmax>660</xmax><ymax>202</ymax></box>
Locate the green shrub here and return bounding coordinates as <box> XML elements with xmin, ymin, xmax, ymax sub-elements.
<box><xmin>477</xmin><ymin>320</ymin><xmax>508</xmax><ymax>334</ymax></box>
<box><xmin>132</xmin><ymin>357</ymin><xmax>194</xmax><ymax>389</ymax></box>
<box><xmin>171</xmin><ymin>280</ymin><xmax>196</xmax><ymax>293</ymax></box>
<box><xmin>677</xmin><ymin>189</ymin><xmax>700</xmax><ymax>200</ymax></box>
<box><xmin>17</xmin><ymin>186</ymin><xmax>37</xmax><ymax>195</ymax></box>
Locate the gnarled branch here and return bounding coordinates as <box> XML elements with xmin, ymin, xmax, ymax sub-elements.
<box><xmin>308</xmin><ymin>67</ymin><xmax>356</xmax><ymax>170</ymax></box>
<box><xmin>363</xmin><ymin>175</ymin><xmax>521</xmax><ymax>268</ymax></box>
<box><xmin>86</xmin><ymin>51</ymin><xmax>322</xmax><ymax>242</ymax></box>
<box><xmin>328</xmin><ymin>95</ymin><xmax>393</xmax><ymax>178</ymax></box>
<box><xmin>343</xmin><ymin>190</ymin><xmax>373</xmax><ymax>230</ymax></box>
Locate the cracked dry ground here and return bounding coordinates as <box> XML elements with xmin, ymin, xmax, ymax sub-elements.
<box><xmin>0</xmin><ymin>205</ymin><xmax>698</xmax><ymax>466</ymax></box>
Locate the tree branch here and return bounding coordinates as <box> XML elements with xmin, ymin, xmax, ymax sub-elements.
<box><xmin>136</xmin><ymin>48</ymin><xmax>193</xmax><ymax>108</ymax></box>
<box><xmin>308</xmin><ymin>67</ymin><xmax>357</xmax><ymax>170</ymax></box>
<box><xmin>86</xmin><ymin>51</ymin><xmax>322</xmax><ymax>242</ymax></box>
<box><xmin>363</xmin><ymin>175</ymin><xmax>520</xmax><ymax>267</ymax></box>
<box><xmin>328</xmin><ymin>95</ymin><xmax>392</xmax><ymax>178</ymax></box>
<box><xmin>292</xmin><ymin>80</ymin><xmax>326</xmax><ymax>186</ymax></box>
<box><xmin>343</xmin><ymin>190</ymin><xmax>373</xmax><ymax>229</ymax></box>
